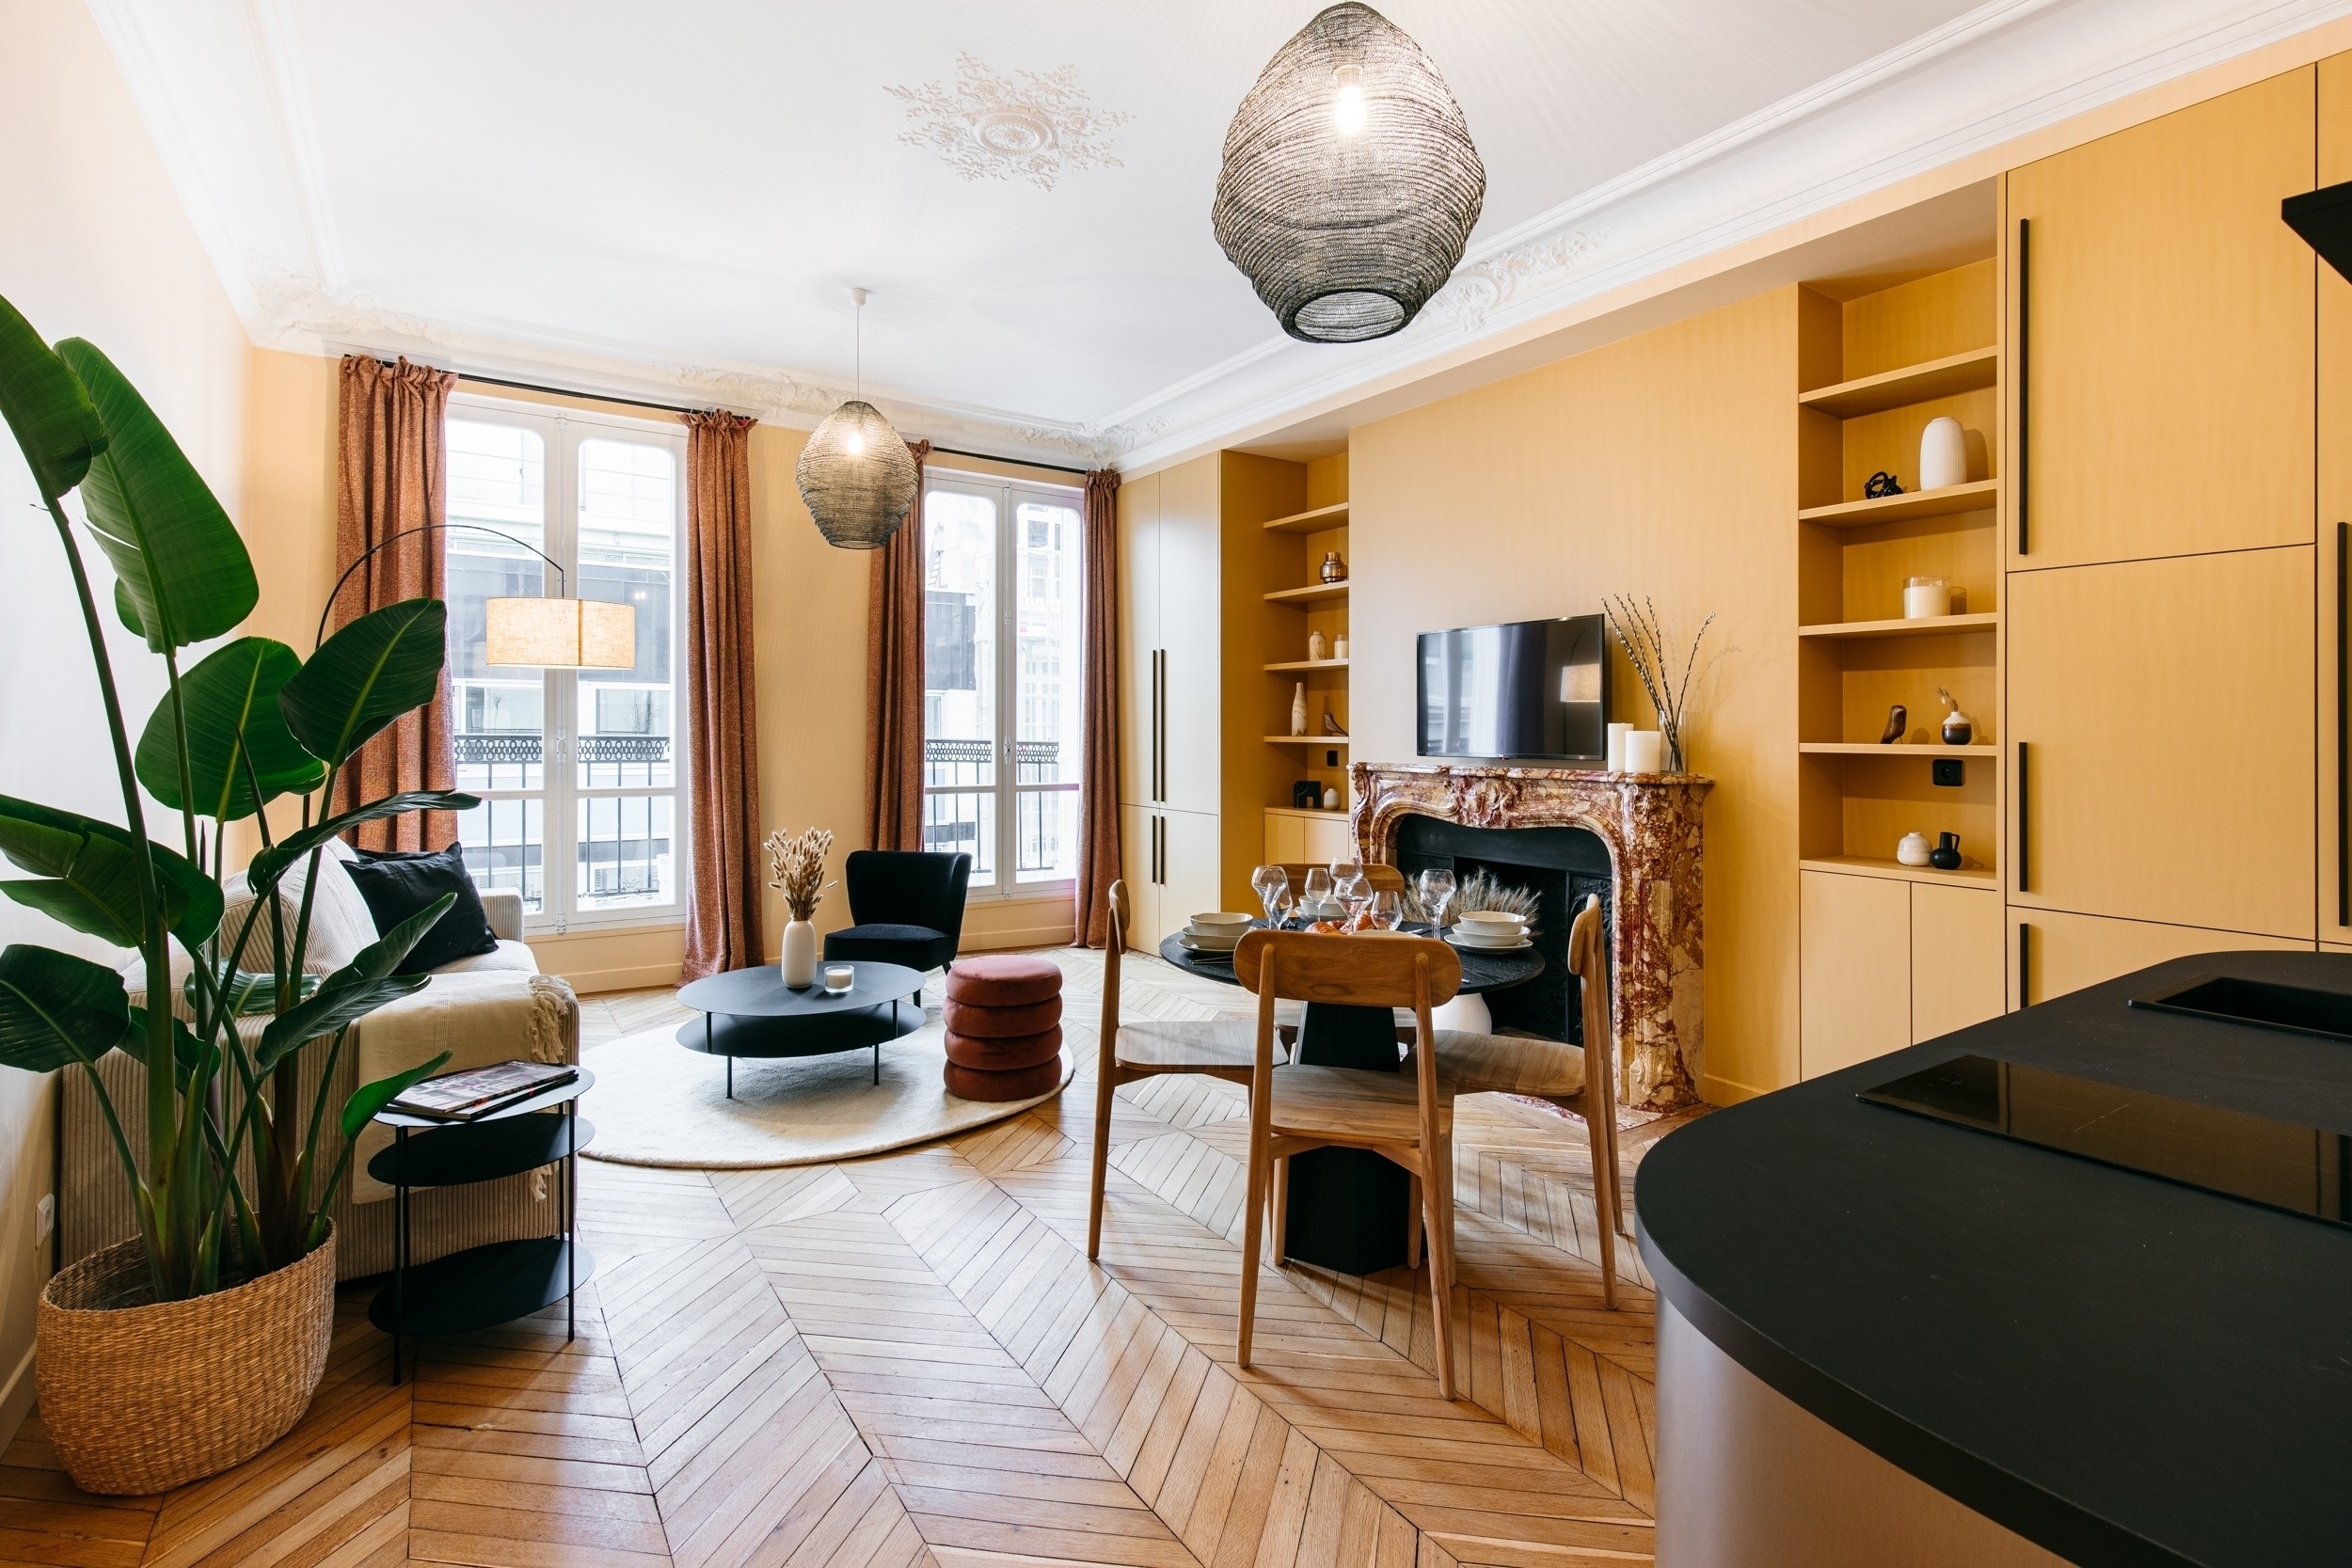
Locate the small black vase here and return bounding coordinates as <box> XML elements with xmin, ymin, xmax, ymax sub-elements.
<box><xmin>1928</xmin><ymin>832</ymin><xmax>1963</xmax><ymax>871</ymax></box>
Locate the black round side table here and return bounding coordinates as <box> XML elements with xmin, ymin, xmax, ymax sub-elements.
<box><xmin>368</xmin><ymin>1067</ymin><xmax>595</xmax><ymax>1384</ymax></box>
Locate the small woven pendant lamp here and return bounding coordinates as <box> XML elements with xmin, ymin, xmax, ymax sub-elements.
<box><xmin>797</xmin><ymin>288</ymin><xmax>919</xmax><ymax>549</ymax></box>
<box><xmin>1213</xmin><ymin>3</ymin><xmax>1485</xmax><ymax>343</ymax></box>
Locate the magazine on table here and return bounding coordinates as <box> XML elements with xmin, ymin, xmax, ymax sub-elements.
<box><xmin>387</xmin><ymin>1060</ymin><xmax>578</xmax><ymax>1121</ymax></box>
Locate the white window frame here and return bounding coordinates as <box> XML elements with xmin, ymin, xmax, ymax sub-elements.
<box><xmin>447</xmin><ymin>392</ymin><xmax>691</xmax><ymax>935</ymax></box>
<box><xmin>922</xmin><ymin>469</ymin><xmax>1084</xmax><ymax>901</ymax></box>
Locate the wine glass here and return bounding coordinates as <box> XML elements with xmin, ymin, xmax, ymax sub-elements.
<box><xmin>1366</xmin><ymin>889</ymin><xmax>1404</xmax><ymax>931</ymax></box>
<box><xmin>1417</xmin><ymin>868</ymin><xmax>1457</xmax><ymax>932</ymax></box>
<box><xmin>1302</xmin><ymin>866</ymin><xmax>1333</xmax><ymax>916</ymax></box>
<box><xmin>1251</xmin><ymin>864</ymin><xmax>1291</xmax><ymax>927</ymax></box>
<box><xmin>1335</xmin><ymin>868</ymin><xmax>1372</xmax><ymax>926</ymax></box>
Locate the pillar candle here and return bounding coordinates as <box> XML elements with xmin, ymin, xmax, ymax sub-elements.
<box><xmin>1606</xmin><ymin>722</ymin><xmax>1633</xmax><ymax>771</ymax></box>
<box><xmin>1624</xmin><ymin>730</ymin><xmax>1664</xmax><ymax>773</ymax></box>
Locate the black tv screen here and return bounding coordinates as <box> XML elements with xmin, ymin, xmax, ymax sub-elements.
<box><xmin>1417</xmin><ymin>615</ymin><xmax>1609</xmax><ymax>761</ymax></box>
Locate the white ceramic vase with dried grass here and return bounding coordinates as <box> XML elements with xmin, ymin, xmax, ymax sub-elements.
<box><xmin>766</xmin><ymin>826</ymin><xmax>836</xmax><ymax>989</ymax></box>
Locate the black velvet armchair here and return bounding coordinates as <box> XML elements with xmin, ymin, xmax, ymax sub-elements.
<box><xmin>822</xmin><ymin>850</ymin><xmax>973</xmax><ymax>977</ymax></box>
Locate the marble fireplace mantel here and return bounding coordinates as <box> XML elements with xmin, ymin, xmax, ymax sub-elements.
<box><xmin>1350</xmin><ymin>761</ymin><xmax>1712</xmax><ymax>1112</ymax></box>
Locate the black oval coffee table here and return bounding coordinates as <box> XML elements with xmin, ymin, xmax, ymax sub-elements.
<box><xmin>675</xmin><ymin>960</ymin><xmax>925</xmax><ymax>1097</ymax></box>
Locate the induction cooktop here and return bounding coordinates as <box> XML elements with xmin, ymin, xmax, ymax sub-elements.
<box><xmin>1860</xmin><ymin>1053</ymin><xmax>2352</xmax><ymax>1228</ymax></box>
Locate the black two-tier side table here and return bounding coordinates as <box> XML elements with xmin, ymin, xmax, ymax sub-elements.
<box><xmin>367</xmin><ymin>1068</ymin><xmax>596</xmax><ymax>1384</ymax></box>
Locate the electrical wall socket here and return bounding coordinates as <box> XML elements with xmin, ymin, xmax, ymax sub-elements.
<box><xmin>1931</xmin><ymin>758</ymin><xmax>1966</xmax><ymax>787</ymax></box>
<box><xmin>34</xmin><ymin>1194</ymin><xmax>53</xmax><ymax>1248</ymax></box>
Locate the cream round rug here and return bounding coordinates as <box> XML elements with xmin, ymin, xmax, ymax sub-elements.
<box><xmin>577</xmin><ymin>1014</ymin><xmax>1073</xmax><ymax>1169</ymax></box>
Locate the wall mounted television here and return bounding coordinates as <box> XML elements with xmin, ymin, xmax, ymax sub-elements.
<box><xmin>1416</xmin><ymin>615</ymin><xmax>1609</xmax><ymax>762</ymax></box>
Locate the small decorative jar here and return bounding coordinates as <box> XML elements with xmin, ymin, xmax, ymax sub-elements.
<box><xmin>1929</xmin><ymin>832</ymin><xmax>1964</xmax><ymax>871</ymax></box>
<box><xmin>1320</xmin><ymin>551</ymin><xmax>1347</xmax><ymax>583</ymax></box>
<box><xmin>1333</xmin><ymin>634</ymin><xmax>1349</xmax><ymax>658</ymax></box>
<box><xmin>1897</xmin><ymin>832</ymin><xmax>1932</xmax><ymax>867</ymax></box>
<box><xmin>1903</xmin><ymin>577</ymin><xmax>1951</xmax><ymax>620</ymax></box>
<box><xmin>1919</xmin><ymin>416</ymin><xmax>1968</xmax><ymax>490</ymax></box>
<box><xmin>1308</xmin><ymin>630</ymin><xmax>1327</xmax><ymax>661</ymax></box>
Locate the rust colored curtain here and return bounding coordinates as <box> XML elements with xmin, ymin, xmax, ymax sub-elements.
<box><xmin>332</xmin><ymin>356</ymin><xmax>459</xmax><ymax>850</ymax></box>
<box><xmin>1073</xmin><ymin>468</ymin><xmax>1121</xmax><ymax>946</ymax></box>
<box><xmin>865</xmin><ymin>439</ymin><xmax>930</xmax><ymax>852</ymax></box>
<box><xmin>681</xmin><ymin>410</ymin><xmax>763</xmax><ymax>979</ymax></box>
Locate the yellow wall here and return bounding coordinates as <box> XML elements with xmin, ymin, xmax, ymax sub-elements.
<box><xmin>0</xmin><ymin>0</ymin><xmax>258</xmax><ymax>1435</ymax></box>
<box><xmin>1350</xmin><ymin>290</ymin><xmax>1800</xmax><ymax>1101</ymax></box>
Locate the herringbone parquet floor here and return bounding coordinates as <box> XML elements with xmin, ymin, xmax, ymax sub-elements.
<box><xmin>0</xmin><ymin>949</ymin><xmax>1695</xmax><ymax>1568</ymax></box>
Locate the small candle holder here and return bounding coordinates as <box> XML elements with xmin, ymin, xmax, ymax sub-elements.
<box><xmin>821</xmin><ymin>963</ymin><xmax>854</xmax><ymax>995</ymax></box>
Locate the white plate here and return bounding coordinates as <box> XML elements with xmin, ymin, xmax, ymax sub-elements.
<box><xmin>1446</xmin><ymin>932</ymin><xmax>1533</xmax><ymax>952</ymax></box>
<box><xmin>1180</xmin><ymin>933</ymin><xmax>1241</xmax><ymax>952</ymax></box>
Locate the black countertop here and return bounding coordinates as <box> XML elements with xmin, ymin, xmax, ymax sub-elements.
<box><xmin>1637</xmin><ymin>950</ymin><xmax>2352</xmax><ymax>1568</ymax></box>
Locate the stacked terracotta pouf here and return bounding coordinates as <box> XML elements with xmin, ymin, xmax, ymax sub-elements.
<box><xmin>942</xmin><ymin>956</ymin><xmax>1065</xmax><ymax>1101</ymax></box>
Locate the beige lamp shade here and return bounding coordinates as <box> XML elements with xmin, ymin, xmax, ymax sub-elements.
<box><xmin>485</xmin><ymin>596</ymin><xmax>636</xmax><ymax>669</ymax></box>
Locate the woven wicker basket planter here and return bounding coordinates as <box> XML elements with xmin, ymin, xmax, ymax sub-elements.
<box><xmin>36</xmin><ymin>1225</ymin><xmax>336</xmax><ymax>1495</ymax></box>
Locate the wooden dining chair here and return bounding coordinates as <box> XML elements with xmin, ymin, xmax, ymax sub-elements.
<box><xmin>1087</xmin><ymin>880</ymin><xmax>1282</xmax><ymax>1259</ymax></box>
<box><xmin>1232</xmin><ymin>928</ymin><xmax>1463</xmax><ymax>1400</ymax></box>
<box><xmin>1424</xmin><ymin>893</ymin><xmax>1627</xmax><ymax>1307</ymax></box>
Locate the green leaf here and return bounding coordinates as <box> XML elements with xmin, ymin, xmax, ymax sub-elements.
<box><xmin>341</xmin><ymin>1051</ymin><xmax>453</xmax><ymax>1140</ymax></box>
<box><xmin>126</xmin><ymin>1006</ymin><xmax>211</xmax><ymax>1091</ymax></box>
<box><xmin>191</xmin><ymin>968</ymin><xmax>315</xmax><ymax>1019</ymax></box>
<box><xmin>0</xmin><ymin>795</ymin><xmax>223</xmax><ymax>947</ymax></box>
<box><xmin>246</xmin><ymin>790</ymin><xmax>479</xmax><ymax>893</ymax></box>
<box><xmin>53</xmin><ymin>340</ymin><xmax>256</xmax><ymax>651</ymax></box>
<box><xmin>136</xmin><ymin>638</ymin><xmax>326</xmax><ymax>821</ymax></box>
<box><xmin>0</xmin><ymin>945</ymin><xmax>131</xmax><ymax>1072</ymax></box>
<box><xmin>278</xmin><ymin>599</ymin><xmax>447</xmax><ymax>768</ymax></box>
<box><xmin>0</xmin><ymin>294</ymin><xmax>104</xmax><ymax>501</ymax></box>
<box><xmin>254</xmin><ymin>895</ymin><xmax>452</xmax><ymax>1069</ymax></box>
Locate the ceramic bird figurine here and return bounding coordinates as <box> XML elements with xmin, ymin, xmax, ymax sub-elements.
<box><xmin>1878</xmin><ymin>704</ymin><xmax>1907</xmax><ymax>745</ymax></box>
<box><xmin>1322</xmin><ymin>709</ymin><xmax>1347</xmax><ymax>736</ymax></box>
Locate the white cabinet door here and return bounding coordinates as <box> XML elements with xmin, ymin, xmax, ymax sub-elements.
<box><xmin>1120</xmin><ymin>803</ymin><xmax>1159</xmax><ymax>952</ymax></box>
<box><xmin>1118</xmin><ymin>478</ymin><xmax>1160</xmax><ymax>810</ymax></box>
<box><xmin>1160</xmin><ymin>809</ymin><xmax>1223</xmax><ymax>942</ymax></box>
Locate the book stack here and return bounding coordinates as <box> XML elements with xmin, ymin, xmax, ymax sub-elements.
<box><xmin>388</xmin><ymin>1060</ymin><xmax>579</xmax><ymax>1122</ymax></box>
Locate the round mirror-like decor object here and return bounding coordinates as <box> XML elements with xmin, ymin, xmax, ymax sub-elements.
<box><xmin>796</xmin><ymin>400</ymin><xmax>919</xmax><ymax>549</ymax></box>
<box><xmin>1213</xmin><ymin>3</ymin><xmax>1485</xmax><ymax>343</ymax></box>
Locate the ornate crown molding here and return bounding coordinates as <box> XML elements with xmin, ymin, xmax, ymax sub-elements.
<box><xmin>886</xmin><ymin>54</ymin><xmax>1132</xmax><ymax>191</ymax></box>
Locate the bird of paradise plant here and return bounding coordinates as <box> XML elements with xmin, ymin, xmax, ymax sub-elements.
<box><xmin>0</xmin><ymin>290</ymin><xmax>469</xmax><ymax>1302</ymax></box>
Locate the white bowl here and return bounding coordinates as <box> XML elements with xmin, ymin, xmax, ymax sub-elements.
<box><xmin>1190</xmin><ymin>911</ymin><xmax>1254</xmax><ymax>935</ymax></box>
<box><xmin>1180</xmin><ymin>930</ymin><xmax>1241</xmax><ymax>952</ymax></box>
<box><xmin>1455</xmin><ymin>911</ymin><xmax>1527</xmax><ymax>930</ymax></box>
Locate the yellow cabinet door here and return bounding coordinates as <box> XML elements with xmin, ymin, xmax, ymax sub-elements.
<box><xmin>2012</xmin><ymin>908</ymin><xmax>2308</xmax><ymax>1007</ymax></box>
<box><xmin>2009</xmin><ymin>67</ymin><xmax>2313</xmax><ymax>568</ymax></box>
<box><xmin>1299</xmin><ymin>812</ymin><xmax>1354</xmax><ymax>866</ymax></box>
<box><xmin>1910</xmin><ymin>882</ymin><xmax>2004</xmax><ymax>1042</ymax></box>
<box><xmin>2008</xmin><ymin>548</ymin><xmax>2313</xmax><ymax>939</ymax></box>
<box><xmin>1263</xmin><ymin>810</ymin><xmax>1305</xmax><ymax>865</ymax></box>
<box><xmin>1800</xmin><ymin>871</ymin><xmax>1911</xmax><ymax>1078</ymax></box>
<box><xmin>1117</xmin><ymin>478</ymin><xmax>1160</xmax><ymax>809</ymax></box>
<box><xmin>2319</xmin><ymin>55</ymin><xmax>2352</xmax><ymax>942</ymax></box>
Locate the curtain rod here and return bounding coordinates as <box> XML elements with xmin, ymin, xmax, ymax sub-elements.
<box><xmin>447</xmin><ymin>370</ymin><xmax>1102</xmax><ymax>476</ymax></box>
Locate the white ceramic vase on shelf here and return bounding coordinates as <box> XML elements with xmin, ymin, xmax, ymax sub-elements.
<box><xmin>1918</xmin><ymin>417</ymin><xmax>1967</xmax><ymax>490</ymax></box>
<box><xmin>1291</xmin><ymin>683</ymin><xmax>1308</xmax><ymax>736</ymax></box>
<box><xmin>782</xmin><ymin>919</ymin><xmax>818</xmax><ymax>988</ymax></box>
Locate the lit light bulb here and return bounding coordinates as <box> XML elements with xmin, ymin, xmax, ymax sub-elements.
<box><xmin>845</xmin><ymin>430</ymin><xmax>865</xmax><ymax>456</ymax></box>
<box><xmin>1332</xmin><ymin>63</ymin><xmax>1366</xmax><ymax>135</ymax></box>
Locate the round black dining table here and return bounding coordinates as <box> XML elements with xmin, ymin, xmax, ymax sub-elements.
<box><xmin>1156</xmin><ymin>921</ymin><xmax>1544</xmax><ymax>1275</ymax></box>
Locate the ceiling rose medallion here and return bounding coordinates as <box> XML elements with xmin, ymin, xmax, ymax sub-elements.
<box><xmin>888</xmin><ymin>54</ymin><xmax>1131</xmax><ymax>190</ymax></box>
<box><xmin>1214</xmin><ymin>3</ymin><xmax>1486</xmax><ymax>342</ymax></box>
<box><xmin>797</xmin><ymin>288</ymin><xmax>919</xmax><ymax>550</ymax></box>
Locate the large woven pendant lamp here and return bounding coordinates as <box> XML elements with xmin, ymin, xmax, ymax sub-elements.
<box><xmin>796</xmin><ymin>287</ymin><xmax>920</xmax><ymax>549</ymax></box>
<box><xmin>1214</xmin><ymin>3</ymin><xmax>1485</xmax><ymax>343</ymax></box>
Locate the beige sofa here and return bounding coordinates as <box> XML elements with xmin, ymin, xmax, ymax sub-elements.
<box><xmin>62</xmin><ymin>842</ymin><xmax>580</xmax><ymax>1279</ymax></box>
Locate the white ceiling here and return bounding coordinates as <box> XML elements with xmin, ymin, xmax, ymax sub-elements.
<box><xmin>87</xmin><ymin>0</ymin><xmax>2352</xmax><ymax>468</ymax></box>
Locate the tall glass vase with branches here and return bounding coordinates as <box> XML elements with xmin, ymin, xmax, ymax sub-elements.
<box><xmin>0</xmin><ymin>293</ymin><xmax>470</xmax><ymax>1302</ymax></box>
<box><xmin>1604</xmin><ymin>595</ymin><xmax>1713</xmax><ymax>774</ymax></box>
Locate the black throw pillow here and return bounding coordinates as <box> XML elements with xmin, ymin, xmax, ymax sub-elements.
<box><xmin>342</xmin><ymin>844</ymin><xmax>501</xmax><ymax>976</ymax></box>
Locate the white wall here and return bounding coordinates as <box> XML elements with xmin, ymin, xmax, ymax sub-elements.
<box><xmin>0</xmin><ymin>0</ymin><xmax>252</xmax><ymax>1436</ymax></box>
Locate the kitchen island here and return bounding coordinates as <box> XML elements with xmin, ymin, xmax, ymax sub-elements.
<box><xmin>1638</xmin><ymin>950</ymin><xmax>2352</xmax><ymax>1568</ymax></box>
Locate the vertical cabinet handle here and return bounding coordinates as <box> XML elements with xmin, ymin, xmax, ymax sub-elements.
<box><xmin>2014</xmin><ymin>740</ymin><xmax>2030</xmax><ymax>894</ymax></box>
<box><xmin>1152</xmin><ymin>649</ymin><xmax>1168</xmax><ymax>802</ymax></box>
<box><xmin>2015</xmin><ymin>216</ymin><xmax>2030</xmax><ymax>558</ymax></box>
<box><xmin>2339</xmin><ymin>523</ymin><xmax>2348</xmax><ymax>928</ymax></box>
<box><xmin>2017</xmin><ymin>921</ymin><xmax>2032</xmax><ymax>1011</ymax></box>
